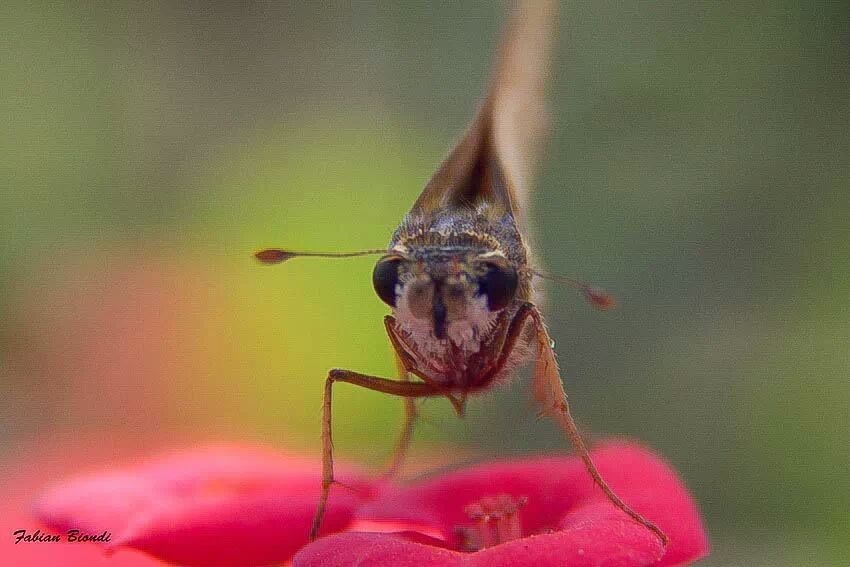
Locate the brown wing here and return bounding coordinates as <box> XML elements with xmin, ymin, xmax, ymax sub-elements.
<box><xmin>411</xmin><ymin>0</ymin><xmax>558</xmax><ymax>222</ymax></box>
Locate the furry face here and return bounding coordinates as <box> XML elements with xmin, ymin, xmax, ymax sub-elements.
<box><xmin>372</xmin><ymin>247</ymin><xmax>518</xmax><ymax>364</ymax></box>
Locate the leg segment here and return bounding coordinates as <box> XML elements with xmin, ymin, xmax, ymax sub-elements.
<box><xmin>381</xmin><ymin>353</ymin><xmax>419</xmax><ymax>480</ymax></box>
<box><xmin>309</xmin><ymin>369</ymin><xmax>440</xmax><ymax>541</ymax></box>
<box><xmin>524</xmin><ymin>304</ymin><xmax>669</xmax><ymax>546</ymax></box>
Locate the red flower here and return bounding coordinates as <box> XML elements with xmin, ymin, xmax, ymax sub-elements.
<box><xmin>35</xmin><ymin>442</ymin><xmax>708</xmax><ymax>566</ymax></box>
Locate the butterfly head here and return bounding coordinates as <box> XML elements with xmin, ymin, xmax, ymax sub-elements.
<box><xmin>372</xmin><ymin>245</ymin><xmax>519</xmax><ymax>343</ymax></box>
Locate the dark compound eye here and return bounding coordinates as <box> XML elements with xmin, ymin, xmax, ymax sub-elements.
<box><xmin>372</xmin><ymin>256</ymin><xmax>403</xmax><ymax>307</ymax></box>
<box><xmin>478</xmin><ymin>262</ymin><xmax>518</xmax><ymax>311</ymax></box>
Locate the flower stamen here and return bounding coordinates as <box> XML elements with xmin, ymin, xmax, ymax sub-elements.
<box><xmin>456</xmin><ymin>494</ymin><xmax>528</xmax><ymax>551</ymax></box>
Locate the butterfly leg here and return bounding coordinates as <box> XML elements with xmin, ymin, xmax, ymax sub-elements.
<box><xmin>524</xmin><ymin>305</ymin><xmax>669</xmax><ymax>546</ymax></box>
<box><xmin>379</xmin><ymin>316</ymin><xmax>423</xmax><ymax>481</ymax></box>
<box><xmin>380</xmin><ymin>354</ymin><xmax>419</xmax><ymax>480</ymax></box>
<box><xmin>309</xmin><ymin>369</ymin><xmax>440</xmax><ymax>541</ymax></box>
<box><xmin>476</xmin><ymin>303</ymin><xmax>667</xmax><ymax>546</ymax></box>
<box><xmin>378</xmin><ymin>315</ymin><xmax>469</xmax><ymax>482</ymax></box>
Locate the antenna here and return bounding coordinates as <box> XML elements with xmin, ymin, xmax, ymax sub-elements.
<box><xmin>254</xmin><ymin>248</ymin><xmax>387</xmax><ymax>265</ymax></box>
<box><xmin>531</xmin><ymin>269</ymin><xmax>617</xmax><ymax>310</ymax></box>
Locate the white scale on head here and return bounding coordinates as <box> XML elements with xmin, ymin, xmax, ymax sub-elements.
<box><xmin>393</xmin><ymin>279</ymin><xmax>499</xmax><ymax>373</ymax></box>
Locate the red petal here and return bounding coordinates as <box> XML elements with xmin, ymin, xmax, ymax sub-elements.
<box><xmin>295</xmin><ymin>441</ymin><xmax>708</xmax><ymax>567</ymax></box>
<box><xmin>2</xmin><ymin>440</ymin><xmax>168</xmax><ymax>567</ymax></box>
<box><xmin>293</xmin><ymin>516</ymin><xmax>663</xmax><ymax>567</ymax></box>
<box><xmin>36</xmin><ymin>445</ymin><xmax>378</xmax><ymax>567</ymax></box>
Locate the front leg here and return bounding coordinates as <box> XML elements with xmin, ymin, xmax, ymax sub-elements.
<box><xmin>384</xmin><ymin>315</ymin><xmax>466</xmax><ymax>414</ymax></box>
<box><xmin>476</xmin><ymin>302</ymin><xmax>668</xmax><ymax>546</ymax></box>
<box><xmin>524</xmin><ymin>305</ymin><xmax>669</xmax><ymax>546</ymax></box>
<box><xmin>310</xmin><ymin>369</ymin><xmax>440</xmax><ymax>541</ymax></box>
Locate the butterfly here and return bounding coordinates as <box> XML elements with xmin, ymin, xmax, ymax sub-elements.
<box><xmin>256</xmin><ymin>0</ymin><xmax>667</xmax><ymax>547</ymax></box>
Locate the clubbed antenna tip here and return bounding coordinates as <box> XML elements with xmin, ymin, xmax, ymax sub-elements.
<box><xmin>254</xmin><ymin>249</ymin><xmax>295</xmax><ymax>264</ymax></box>
<box><xmin>582</xmin><ymin>287</ymin><xmax>617</xmax><ymax>310</ymax></box>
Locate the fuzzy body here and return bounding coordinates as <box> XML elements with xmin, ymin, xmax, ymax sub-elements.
<box><xmin>368</xmin><ymin>0</ymin><xmax>554</xmax><ymax>397</ymax></box>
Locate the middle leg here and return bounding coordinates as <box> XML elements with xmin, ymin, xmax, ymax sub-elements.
<box><xmin>381</xmin><ymin>353</ymin><xmax>420</xmax><ymax>480</ymax></box>
<box><xmin>309</xmin><ymin>368</ymin><xmax>440</xmax><ymax>541</ymax></box>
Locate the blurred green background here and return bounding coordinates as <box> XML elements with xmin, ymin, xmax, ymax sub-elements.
<box><xmin>2</xmin><ymin>1</ymin><xmax>848</xmax><ymax>565</ymax></box>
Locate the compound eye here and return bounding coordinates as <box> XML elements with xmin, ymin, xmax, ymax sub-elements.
<box><xmin>372</xmin><ymin>256</ymin><xmax>403</xmax><ymax>307</ymax></box>
<box><xmin>478</xmin><ymin>262</ymin><xmax>518</xmax><ymax>311</ymax></box>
